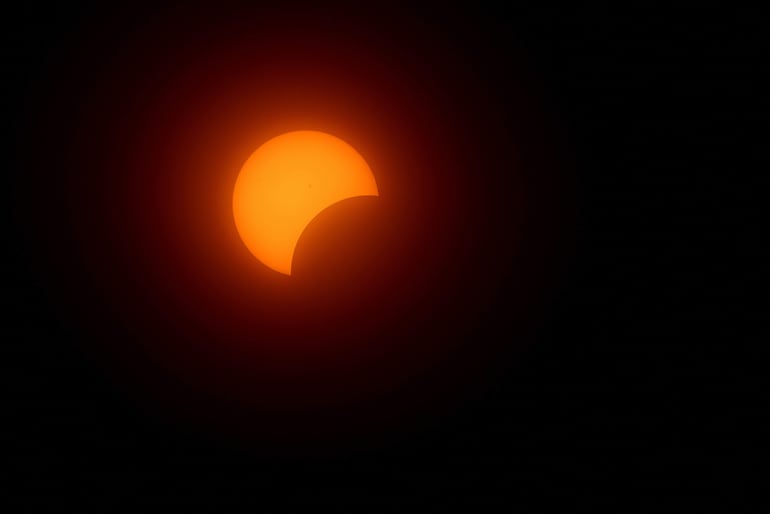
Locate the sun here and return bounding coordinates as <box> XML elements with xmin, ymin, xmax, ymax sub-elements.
<box><xmin>232</xmin><ymin>130</ymin><xmax>379</xmax><ymax>275</ymax></box>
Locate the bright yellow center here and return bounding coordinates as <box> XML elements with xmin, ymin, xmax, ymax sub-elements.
<box><xmin>233</xmin><ymin>130</ymin><xmax>379</xmax><ymax>275</ymax></box>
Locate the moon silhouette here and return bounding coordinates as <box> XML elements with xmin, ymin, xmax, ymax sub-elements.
<box><xmin>233</xmin><ymin>130</ymin><xmax>379</xmax><ymax>275</ymax></box>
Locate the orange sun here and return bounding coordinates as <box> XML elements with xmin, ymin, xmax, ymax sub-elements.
<box><xmin>233</xmin><ymin>130</ymin><xmax>379</xmax><ymax>275</ymax></box>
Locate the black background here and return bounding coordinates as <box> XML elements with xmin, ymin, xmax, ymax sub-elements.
<box><xmin>5</xmin><ymin>3</ymin><xmax>763</xmax><ymax>511</ymax></box>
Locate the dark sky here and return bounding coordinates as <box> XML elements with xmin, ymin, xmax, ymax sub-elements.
<box><xmin>4</xmin><ymin>3</ymin><xmax>762</xmax><ymax>510</ymax></box>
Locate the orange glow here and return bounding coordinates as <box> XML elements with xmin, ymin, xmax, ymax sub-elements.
<box><xmin>233</xmin><ymin>130</ymin><xmax>379</xmax><ymax>275</ymax></box>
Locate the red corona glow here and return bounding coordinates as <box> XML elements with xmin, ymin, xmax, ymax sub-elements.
<box><xmin>32</xmin><ymin>8</ymin><xmax>564</xmax><ymax>449</ymax></box>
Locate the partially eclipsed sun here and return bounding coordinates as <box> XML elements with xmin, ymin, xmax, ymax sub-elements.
<box><xmin>233</xmin><ymin>131</ymin><xmax>379</xmax><ymax>275</ymax></box>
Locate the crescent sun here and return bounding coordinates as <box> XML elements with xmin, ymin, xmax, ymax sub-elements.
<box><xmin>232</xmin><ymin>130</ymin><xmax>379</xmax><ymax>275</ymax></box>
